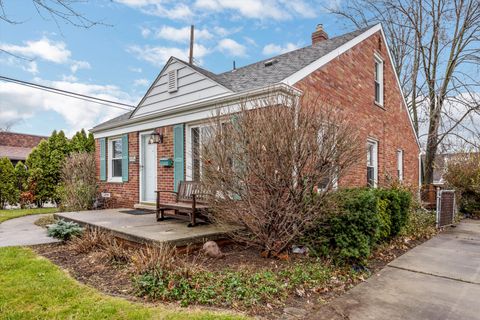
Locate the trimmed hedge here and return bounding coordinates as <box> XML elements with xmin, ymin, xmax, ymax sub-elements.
<box><xmin>304</xmin><ymin>187</ymin><xmax>412</xmax><ymax>264</ymax></box>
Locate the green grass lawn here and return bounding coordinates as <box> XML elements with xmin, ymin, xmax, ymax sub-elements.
<box><xmin>0</xmin><ymin>207</ymin><xmax>59</xmax><ymax>223</ymax></box>
<box><xmin>0</xmin><ymin>247</ymin><xmax>245</xmax><ymax>320</ymax></box>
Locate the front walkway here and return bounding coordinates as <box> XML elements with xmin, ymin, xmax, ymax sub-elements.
<box><xmin>0</xmin><ymin>214</ymin><xmax>59</xmax><ymax>247</ymax></box>
<box><xmin>312</xmin><ymin>219</ymin><xmax>480</xmax><ymax>320</ymax></box>
<box><xmin>55</xmin><ymin>209</ymin><xmax>237</xmax><ymax>247</ymax></box>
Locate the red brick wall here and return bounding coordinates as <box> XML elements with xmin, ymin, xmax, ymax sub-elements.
<box><xmin>294</xmin><ymin>31</ymin><xmax>420</xmax><ymax>188</ymax></box>
<box><xmin>95</xmin><ymin>126</ymin><xmax>176</xmax><ymax>208</ymax></box>
<box><xmin>0</xmin><ymin>132</ymin><xmax>47</xmax><ymax>148</ymax></box>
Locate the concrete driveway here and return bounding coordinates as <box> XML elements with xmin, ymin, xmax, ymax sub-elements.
<box><xmin>0</xmin><ymin>214</ymin><xmax>59</xmax><ymax>247</ymax></box>
<box><xmin>312</xmin><ymin>219</ymin><xmax>480</xmax><ymax>320</ymax></box>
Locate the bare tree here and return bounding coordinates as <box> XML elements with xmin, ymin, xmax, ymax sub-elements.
<box><xmin>198</xmin><ymin>91</ymin><xmax>362</xmax><ymax>256</ymax></box>
<box><xmin>0</xmin><ymin>0</ymin><xmax>103</xmax><ymax>28</ymax></box>
<box><xmin>328</xmin><ymin>0</ymin><xmax>480</xmax><ymax>184</ymax></box>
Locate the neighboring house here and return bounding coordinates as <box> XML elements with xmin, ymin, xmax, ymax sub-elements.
<box><xmin>0</xmin><ymin>132</ymin><xmax>47</xmax><ymax>166</ymax></box>
<box><xmin>91</xmin><ymin>23</ymin><xmax>420</xmax><ymax>208</ymax></box>
<box><xmin>424</xmin><ymin>152</ymin><xmax>480</xmax><ymax>187</ymax></box>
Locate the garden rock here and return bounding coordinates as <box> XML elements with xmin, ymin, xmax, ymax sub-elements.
<box><xmin>202</xmin><ymin>241</ymin><xmax>224</xmax><ymax>258</ymax></box>
<box><xmin>281</xmin><ymin>307</ymin><xmax>308</xmax><ymax>319</ymax></box>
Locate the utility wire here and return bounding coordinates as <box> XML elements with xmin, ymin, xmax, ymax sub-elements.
<box><xmin>0</xmin><ymin>75</ymin><xmax>136</xmax><ymax>111</ymax></box>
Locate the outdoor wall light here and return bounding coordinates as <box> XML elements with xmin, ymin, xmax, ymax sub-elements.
<box><xmin>148</xmin><ymin>128</ymin><xmax>164</xmax><ymax>144</ymax></box>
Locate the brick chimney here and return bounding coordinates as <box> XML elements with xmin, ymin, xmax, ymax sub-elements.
<box><xmin>311</xmin><ymin>24</ymin><xmax>328</xmax><ymax>45</ymax></box>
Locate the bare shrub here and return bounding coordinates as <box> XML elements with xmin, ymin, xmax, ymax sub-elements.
<box><xmin>101</xmin><ymin>237</ymin><xmax>132</xmax><ymax>263</ymax></box>
<box><xmin>130</xmin><ymin>243</ymin><xmax>178</xmax><ymax>275</ymax></box>
<box><xmin>444</xmin><ymin>151</ymin><xmax>480</xmax><ymax>216</ymax></box>
<box><xmin>69</xmin><ymin>227</ymin><xmax>110</xmax><ymax>254</ymax></box>
<box><xmin>199</xmin><ymin>92</ymin><xmax>362</xmax><ymax>255</ymax></box>
<box><xmin>58</xmin><ymin>152</ymin><xmax>97</xmax><ymax>211</ymax></box>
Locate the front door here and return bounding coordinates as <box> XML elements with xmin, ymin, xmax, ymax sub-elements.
<box><xmin>140</xmin><ymin>133</ymin><xmax>157</xmax><ymax>203</ymax></box>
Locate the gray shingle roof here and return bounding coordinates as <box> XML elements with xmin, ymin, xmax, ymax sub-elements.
<box><xmin>91</xmin><ymin>26</ymin><xmax>373</xmax><ymax>132</ymax></box>
<box><xmin>213</xmin><ymin>26</ymin><xmax>371</xmax><ymax>92</ymax></box>
<box><xmin>91</xmin><ymin>111</ymin><xmax>132</xmax><ymax>131</ymax></box>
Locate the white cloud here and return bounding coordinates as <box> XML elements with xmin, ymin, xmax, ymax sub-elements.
<box><xmin>61</xmin><ymin>74</ymin><xmax>78</xmax><ymax>82</ymax></box>
<box><xmin>0</xmin><ymin>79</ymin><xmax>138</xmax><ymax>136</ymax></box>
<box><xmin>134</xmin><ymin>78</ymin><xmax>149</xmax><ymax>86</ymax></box>
<box><xmin>194</xmin><ymin>0</ymin><xmax>286</xmax><ymax>20</ymax></box>
<box><xmin>115</xmin><ymin>0</ymin><xmax>193</xmax><ymax>20</ymax></box>
<box><xmin>140</xmin><ymin>27</ymin><xmax>152</xmax><ymax>38</ymax></box>
<box><xmin>262</xmin><ymin>42</ymin><xmax>299</xmax><ymax>55</ymax></box>
<box><xmin>0</xmin><ymin>37</ymin><xmax>91</xmax><ymax>75</ymax></box>
<box><xmin>142</xmin><ymin>25</ymin><xmax>213</xmax><ymax>43</ymax></box>
<box><xmin>0</xmin><ymin>37</ymin><xmax>71</xmax><ymax>63</ymax></box>
<box><xmin>25</xmin><ymin>61</ymin><xmax>39</xmax><ymax>74</ymax></box>
<box><xmin>217</xmin><ymin>38</ymin><xmax>247</xmax><ymax>57</ymax></box>
<box><xmin>70</xmin><ymin>60</ymin><xmax>91</xmax><ymax>73</ymax></box>
<box><xmin>129</xmin><ymin>66</ymin><xmax>142</xmax><ymax>73</ymax></box>
<box><xmin>127</xmin><ymin>43</ymin><xmax>210</xmax><ymax>66</ymax></box>
<box><xmin>117</xmin><ymin>0</ymin><xmax>317</xmax><ymax>21</ymax></box>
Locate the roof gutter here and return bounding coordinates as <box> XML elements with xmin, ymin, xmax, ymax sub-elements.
<box><xmin>90</xmin><ymin>83</ymin><xmax>302</xmax><ymax>135</ymax></box>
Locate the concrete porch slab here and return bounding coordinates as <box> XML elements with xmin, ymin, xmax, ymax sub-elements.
<box><xmin>55</xmin><ymin>209</ymin><xmax>236</xmax><ymax>247</ymax></box>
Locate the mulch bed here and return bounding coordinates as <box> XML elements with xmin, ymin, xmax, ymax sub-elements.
<box><xmin>31</xmin><ymin>233</ymin><xmax>435</xmax><ymax>319</ymax></box>
<box><xmin>33</xmin><ymin>243</ymin><xmax>135</xmax><ymax>300</ymax></box>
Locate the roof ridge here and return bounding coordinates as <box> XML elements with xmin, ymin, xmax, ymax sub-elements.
<box><xmin>217</xmin><ymin>25</ymin><xmax>374</xmax><ymax>76</ymax></box>
<box><xmin>0</xmin><ymin>131</ymin><xmax>48</xmax><ymax>138</ymax></box>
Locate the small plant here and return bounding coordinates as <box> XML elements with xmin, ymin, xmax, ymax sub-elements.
<box><xmin>34</xmin><ymin>214</ymin><xmax>56</xmax><ymax>228</ymax></box>
<box><xmin>69</xmin><ymin>227</ymin><xmax>110</xmax><ymax>253</ymax></box>
<box><xmin>47</xmin><ymin>219</ymin><xmax>83</xmax><ymax>241</ymax></box>
<box><xmin>130</xmin><ymin>243</ymin><xmax>178</xmax><ymax>275</ymax></box>
<box><xmin>101</xmin><ymin>237</ymin><xmax>132</xmax><ymax>264</ymax></box>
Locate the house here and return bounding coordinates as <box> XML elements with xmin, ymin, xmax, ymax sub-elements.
<box><xmin>0</xmin><ymin>131</ymin><xmax>47</xmax><ymax>166</ymax></box>
<box><xmin>90</xmin><ymin>23</ymin><xmax>421</xmax><ymax>209</ymax></box>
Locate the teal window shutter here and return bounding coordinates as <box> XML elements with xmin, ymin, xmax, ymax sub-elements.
<box><xmin>99</xmin><ymin>138</ymin><xmax>106</xmax><ymax>181</ymax></box>
<box><xmin>121</xmin><ymin>134</ymin><xmax>129</xmax><ymax>182</ymax></box>
<box><xmin>173</xmin><ymin>124</ymin><xmax>185</xmax><ymax>191</ymax></box>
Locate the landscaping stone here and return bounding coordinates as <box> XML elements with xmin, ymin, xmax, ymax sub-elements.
<box><xmin>202</xmin><ymin>240</ymin><xmax>225</xmax><ymax>258</ymax></box>
<box><xmin>281</xmin><ymin>307</ymin><xmax>308</xmax><ymax>319</ymax></box>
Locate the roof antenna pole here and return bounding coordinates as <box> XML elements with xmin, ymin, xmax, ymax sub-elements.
<box><xmin>189</xmin><ymin>25</ymin><xmax>194</xmax><ymax>64</ymax></box>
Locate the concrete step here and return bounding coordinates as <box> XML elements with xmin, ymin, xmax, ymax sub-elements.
<box><xmin>134</xmin><ymin>203</ymin><xmax>156</xmax><ymax>211</ymax></box>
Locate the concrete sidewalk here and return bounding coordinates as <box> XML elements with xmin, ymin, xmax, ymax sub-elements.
<box><xmin>0</xmin><ymin>214</ymin><xmax>59</xmax><ymax>247</ymax></box>
<box><xmin>312</xmin><ymin>219</ymin><xmax>480</xmax><ymax>320</ymax></box>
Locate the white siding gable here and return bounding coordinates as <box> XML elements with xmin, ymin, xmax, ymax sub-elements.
<box><xmin>131</xmin><ymin>59</ymin><xmax>232</xmax><ymax>119</ymax></box>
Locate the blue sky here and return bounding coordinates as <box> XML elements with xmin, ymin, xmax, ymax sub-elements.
<box><xmin>0</xmin><ymin>0</ymin><xmax>353</xmax><ymax>137</ymax></box>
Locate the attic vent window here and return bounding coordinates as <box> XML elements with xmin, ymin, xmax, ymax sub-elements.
<box><xmin>168</xmin><ymin>69</ymin><xmax>178</xmax><ymax>93</ymax></box>
<box><xmin>264</xmin><ymin>59</ymin><xmax>278</xmax><ymax>67</ymax></box>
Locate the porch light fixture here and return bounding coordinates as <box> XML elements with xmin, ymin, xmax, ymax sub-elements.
<box><xmin>148</xmin><ymin>128</ymin><xmax>164</xmax><ymax>144</ymax></box>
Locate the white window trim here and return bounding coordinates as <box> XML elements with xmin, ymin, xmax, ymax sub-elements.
<box><xmin>367</xmin><ymin>139</ymin><xmax>379</xmax><ymax>188</ymax></box>
<box><xmin>397</xmin><ymin>149</ymin><xmax>404</xmax><ymax>181</ymax></box>
<box><xmin>108</xmin><ymin>137</ymin><xmax>123</xmax><ymax>183</ymax></box>
<box><xmin>374</xmin><ymin>53</ymin><xmax>384</xmax><ymax>106</ymax></box>
<box><xmin>185</xmin><ymin>122</ymin><xmax>208</xmax><ymax>181</ymax></box>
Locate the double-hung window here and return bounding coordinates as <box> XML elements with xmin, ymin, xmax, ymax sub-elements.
<box><xmin>374</xmin><ymin>54</ymin><xmax>384</xmax><ymax>106</ymax></box>
<box><xmin>189</xmin><ymin>125</ymin><xmax>213</xmax><ymax>181</ymax></box>
<box><xmin>108</xmin><ymin>138</ymin><xmax>123</xmax><ymax>182</ymax></box>
<box><xmin>397</xmin><ymin>149</ymin><xmax>404</xmax><ymax>181</ymax></box>
<box><xmin>367</xmin><ymin>139</ymin><xmax>378</xmax><ymax>187</ymax></box>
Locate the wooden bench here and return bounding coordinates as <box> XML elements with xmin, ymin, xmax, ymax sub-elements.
<box><xmin>155</xmin><ymin>181</ymin><xmax>210</xmax><ymax>227</ymax></box>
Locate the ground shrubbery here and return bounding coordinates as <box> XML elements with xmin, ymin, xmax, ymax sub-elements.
<box><xmin>304</xmin><ymin>187</ymin><xmax>413</xmax><ymax>264</ymax></box>
<box><xmin>0</xmin><ymin>157</ymin><xmax>18</xmax><ymax>209</ymax></box>
<box><xmin>0</xmin><ymin>129</ymin><xmax>95</xmax><ymax>209</ymax></box>
<box><xmin>47</xmin><ymin>219</ymin><xmax>84</xmax><ymax>241</ymax></box>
